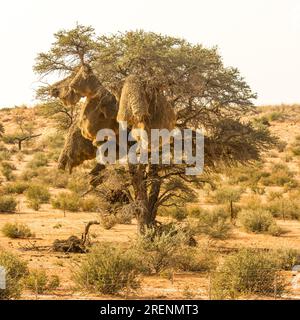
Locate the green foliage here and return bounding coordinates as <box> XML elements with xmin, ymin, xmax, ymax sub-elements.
<box><xmin>25</xmin><ymin>270</ymin><xmax>60</xmax><ymax>294</ymax></box>
<box><xmin>0</xmin><ymin>250</ymin><xmax>28</xmax><ymax>300</ymax></box>
<box><xmin>25</xmin><ymin>184</ymin><xmax>50</xmax><ymax>211</ymax></box>
<box><xmin>160</xmin><ymin>207</ymin><xmax>188</xmax><ymax>221</ymax></box>
<box><xmin>196</xmin><ymin>208</ymin><xmax>232</xmax><ymax>239</ymax></box>
<box><xmin>133</xmin><ymin>227</ymin><xmax>189</xmax><ymax>274</ymax></box>
<box><xmin>74</xmin><ymin>244</ymin><xmax>140</xmax><ymax>295</ymax></box>
<box><xmin>51</xmin><ymin>192</ymin><xmax>80</xmax><ymax>212</ymax></box>
<box><xmin>1</xmin><ymin>162</ymin><xmax>16</xmax><ymax>181</ymax></box>
<box><xmin>3</xmin><ymin>181</ymin><xmax>29</xmax><ymax>194</ymax></box>
<box><xmin>0</xmin><ymin>196</ymin><xmax>17</xmax><ymax>213</ymax></box>
<box><xmin>80</xmin><ymin>196</ymin><xmax>100</xmax><ymax>212</ymax></box>
<box><xmin>211</xmin><ymin>249</ymin><xmax>286</xmax><ymax>299</ymax></box>
<box><xmin>99</xmin><ymin>214</ymin><xmax>117</xmax><ymax>230</ymax></box>
<box><xmin>213</xmin><ymin>187</ymin><xmax>243</xmax><ymax>204</ymax></box>
<box><xmin>2</xmin><ymin>222</ymin><xmax>34</xmax><ymax>239</ymax></box>
<box><xmin>27</xmin><ymin>152</ymin><xmax>48</xmax><ymax>169</ymax></box>
<box><xmin>239</xmin><ymin>209</ymin><xmax>281</xmax><ymax>235</ymax></box>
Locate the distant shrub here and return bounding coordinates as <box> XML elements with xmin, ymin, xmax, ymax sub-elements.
<box><xmin>67</xmin><ymin>173</ymin><xmax>89</xmax><ymax>194</ymax></box>
<box><xmin>2</xmin><ymin>222</ymin><xmax>34</xmax><ymax>239</ymax></box>
<box><xmin>239</xmin><ymin>209</ymin><xmax>280</xmax><ymax>235</ymax></box>
<box><xmin>211</xmin><ymin>249</ymin><xmax>286</xmax><ymax>299</ymax></box>
<box><xmin>25</xmin><ymin>184</ymin><xmax>50</xmax><ymax>211</ymax></box>
<box><xmin>133</xmin><ymin>227</ymin><xmax>189</xmax><ymax>274</ymax></box>
<box><xmin>3</xmin><ymin>181</ymin><xmax>29</xmax><ymax>194</ymax></box>
<box><xmin>0</xmin><ymin>196</ymin><xmax>17</xmax><ymax>213</ymax></box>
<box><xmin>80</xmin><ymin>196</ymin><xmax>100</xmax><ymax>212</ymax></box>
<box><xmin>27</xmin><ymin>152</ymin><xmax>48</xmax><ymax>169</ymax></box>
<box><xmin>51</xmin><ymin>192</ymin><xmax>80</xmax><ymax>212</ymax></box>
<box><xmin>175</xmin><ymin>247</ymin><xmax>217</xmax><ymax>272</ymax></box>
<box><xmin>261</xmin><ymin>164</ymin><xmax>295</xmax><ymax>187</ymax></box>
<box><xmin>267</xmin><ymin>111</ymin><xmax>284</xmax><ymax>122</ymax></box>
<box><xmin>197</xmin><ymin>208</ymin><xmax>232</xmax><ymax>239</ymax></box>
<box><xmin>0</xmin><ymin>150</ymin><xmax>11</xmax><ymax>161</ymax></box>
<box><xmin>274</xmin><ymin>249</ymin><xmax>300</xmax><ymax>270</ymax></box>
<box><xmin>115</xmin><ymin>210</ymin><xmax>133</xmax><ymax>225</ymax></box>
<box><xmin>74</xmin><ymin>244</ymin><xmax>140</xmax><ymax>295</ymax></box>
<box><xmin>100</xmin><ymin>214</ymin><xmax>118</xmax><ymax>230</ymax></box>
<box><xmin>25</xmin><ymin>270</ymin><xmax>60</xmax><ymax>294</ymax></box>
<box><xmin>265</xmin><ymin>199</ymin><xmax>300</xmax><ymax>220</ymax></box>
<box><xmin>0</xmin><ymin>250</ymin><xmax>28</xmax><ymax>300</ymax></box>
<box><xmin>160</xmin><ymin>207</ymin><xmax>188</xmax><ymax>221</ymax></box>
<box><xmin>1</xmin><ymin>162</ymin><xmax>15</xmax><ymax>181</ymax></box>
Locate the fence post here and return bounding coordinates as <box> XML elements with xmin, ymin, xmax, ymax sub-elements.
<box><xmin>274</xmin><ymin>273</ymin><xmax>277</xmax><ymax>300</ymax></box>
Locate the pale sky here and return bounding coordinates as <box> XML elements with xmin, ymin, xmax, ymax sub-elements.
<box><xmin>0</xmin><ymin>0</ymin><xmax>300</xmax><ymax>107</ymax></box>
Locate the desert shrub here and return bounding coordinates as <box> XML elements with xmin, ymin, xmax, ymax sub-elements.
<box><xmin>99</xmin><ymin>214</ymin><xmax>118</xmax><ymax>229</ymax></box>
<box><xmin>0</xmin><ymin>250</ymin><xmax>28</xmax><ymax>300</ymax></box>
<box><xmin>196</xmin><ymin>208</ymin><xmax>232</xmax><ymax>240</ymax></box>
<box><xmin>115</xmin><ymin>210</ymin><xmax>133</xmax><ymax>225</ymax></box>
<box><xmin>26</xmin><ymin>152</ymin><xmax>48</xmax><ymax>169</ymax></box>
<box><xmin>175</xmin><ymin>247</ymin><xmax>217</xmax><ymax>272</ymax></box>
<box><xmin>239</xmin><ymin>209</ymin><xmax>281</xmax><ymax>235</ymax></box>
<box><xmin>133</xmin><ymin>227</ymin><xmax>188</xmax><ymax>274</ymax></box>
<box><xmin>265</xmin><ymin>199</ymin><xmax>300</xmax><ymax>220</ymax></box>
<box><xmin>2</xmin><ymin>222</ymin><xmax>34</xmax><ymax>239</ymax></box>
<box><xmin>188</xmin><ymin>207</ymin><xmax>205</xmax><ymax>218</ymax></box>
<box><xmin>3</xmin><ymin>181</ymin><xmax>29</xmax><ymax>194</ymax></box>
<box><xmin>80</xmin><ymin>196</ymin><xmax>100</xmax><ymax>212</ymax></box>
<box><xmin>261</xmin><ymin>164</ymin><xmax>296</xmax><ymax>187</ymax></box>
<box><xmin>267</xmin><ymin>111</ymin><xmax>284</xmax><ymax>122</ymax></box>
<box><xmin>0</xmin><ymin>196</ymin><xmax>17</xmax><ymax>213</ymax></box>
<box><xmin>0</xmin><ymin>150</ymin><xmax>11</xmax><ymax>161</ymax></box>
<box><xmin>67</xmin><ymin>172</ymin><xmax>89</xmax><ymax>194</ymax></box>
<box><xmin>25</xmin><ymin>184</ymin><xmax>50</xmax><ymax>211</ymax></box>
<box><xmin>25</xmin><ymin>270</ymin><xmax>60</xmax><ymax>294</ymax></box>
<box><xmin>74</xmin><ymin>244</ymin><xmax>140</xmax><ymax>295</ymax></box>
<box><xmin>1</xmin><ymin>162</ymin><xmax>15</xmax><ymax>181</ymax></box>
<box><xmin>20</xmin><ymin>169</ymin><xmax>39</xmax><ymax>181</ymax></box>
<box><xmin>274</xmin><ymin>249</ymin><xmax>300</xmax><ymax>270</ymax></box>
<box><xmin>267</xmin><ymin>223</ymin><xmax>286</xmax><ymax>237</ymax></box>
<box><xmin>51</xmin><ymin>192</ymin><xmax>80</xmax><ymax>212</ymax></box>
<box><xmin>211</xmin><ymin>249</ymin><xmax>286</xmax><ymax>299</ymax></box>
<box><xmin>160</xmin><ymin>207</ymin><xmax>188</xmax><ymax>221</ymax></box>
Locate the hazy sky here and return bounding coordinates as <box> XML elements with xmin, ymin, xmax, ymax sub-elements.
<box><xmin>0</xmin><ymin>0</ymin><xmax>300</xmax><ymax>107</ymax></box>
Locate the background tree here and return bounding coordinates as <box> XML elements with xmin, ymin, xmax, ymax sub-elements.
<box><xmin>37</xmin><ymin>100</ymin><xmax>80</xmax><ymax>131</ymax></box>
<box><xmin>34</xmin><ymin>28</ymin><xmax>277</xmax><ymax>234</ymax></box>
<box><xmin>2</xmin><ymin>111</ymin><xmax>41</xmax><ymax>151</ymax></box>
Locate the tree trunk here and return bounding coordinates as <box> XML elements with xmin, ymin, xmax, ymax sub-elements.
<box><xmin>18</xmin><ymin>140</ymin><xmax>22</xmax><ymax>151</ymax></box>
<box><xmin>130</xmin><ymin>164</ymin><xmax>161</xmax><ymax>234</ymax></box>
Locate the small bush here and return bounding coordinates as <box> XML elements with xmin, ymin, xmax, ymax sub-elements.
<box><xmin>26</xmin><ymin>152</ymin><xmax>48</xmax><ymax>169</ymax></box>
<box><xmin>115</xmin><ymin>211</ymin><xmax>133</xmax><ymax>225</ymax></box>
<box><xmin>25</xmin><ymin>270</ymin><xmax>60</xmax><ymax>294</ymax></box>
<box><xmin>0</xmin><ymin>250</ymin><xmax>28</xmax><ymax>300</ymax></box>
<box><xmin>133</xmin><ymin>227</ymin><xmax>188</xmax><ymax>274</ymax></box>
<box><xmin>175</xmin><ymin>247</ymin><xmax>217</xmax><ymax>272</ymax></box>
<box><xmin>239</xmin><ymin>209</ymin><xmax>276</xmax><ymax>234</ymax></box>
<box><xmin>0</xmin><ymin>150</ymin><xmax>11</xmax><ymax>161</ymax></box>
<box><xmin>74</xmin><ymin>244</ymin><xmax>140</xmax><ymax>295</ymax></box>
<box><xmin>211</xmin><ymin>249</ymin><xmax>286</xmax><ymax>299</ymax></box>
<box><xmin>197</xmin><ymin>208</ymin><xmax>232</xmax><ymax>240</ymax></box>
<box><xmin>3</xmin><ymin>181</ymin><xmax>29</xmax><ymax>194</ymax></box>
<box><xmin>25</xmin><ymin>184</ymin><xmax>50</xmax><ymax>211</ymax></box>
<box><xmin>0</xmin><ymin>196</ymin><xmax>17</xmax><ymax>213</ymax></box>
<box><xmin>100</xmin><ymin>214</ymin><xmax>117</xmax><ymax>230</ymax></box>
<box><xmin>2</xmin><ymin>222</ymin><xmax>34</xmax><ymax>239</ymax></box>
<box><xmin>166</xmin><ymin>207</ymin><xmax>188</xmax><ymax>221</ymax></box>
<box><xmin>80</xmin><ymin>196</ymin><xmax>100</xmax><ymax>212</ymax></box>
<box><xmin>51</xmin><ymin>192</ymin><xmax>80</xmax><ymax>212</ymax></box>
<box><xmin>1</xmin><ymin>163</ymin><xmax>15</xmax><ymax>181</ymax></box>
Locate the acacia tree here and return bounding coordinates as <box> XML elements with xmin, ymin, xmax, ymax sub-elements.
<box><xmin>2</xmin><ymin>111</ymin><xmax>41</xmax><ymax>151</ymax></box>
<box><xmin>34</xmin><ymin>27</ymin><xmax>276</xmax><ymax>233</ymax></box>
